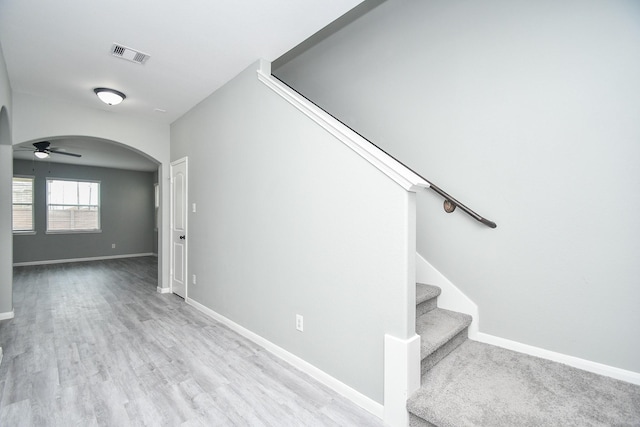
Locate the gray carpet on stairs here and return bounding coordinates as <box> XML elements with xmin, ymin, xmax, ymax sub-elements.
<box><xmin>408</xmin><ymin>340</ymin><xmax>640</xmax><ymax>427</ymax></box>
<box><xmin>417</xmin><ymin>309</ymin><xmax>471</xmax><ymax>358</ymax></box>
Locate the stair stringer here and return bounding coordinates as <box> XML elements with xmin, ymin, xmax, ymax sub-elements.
<box><xmin>416</xmin><ymin>253</ymin><xmax>478</xmax><ymax>338</ymax></box>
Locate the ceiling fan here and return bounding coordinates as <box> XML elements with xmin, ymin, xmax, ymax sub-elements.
<box><xmin>31</xmin><ymin>141</ymin><xmax>81</xmax><ymax>159</ymax></box>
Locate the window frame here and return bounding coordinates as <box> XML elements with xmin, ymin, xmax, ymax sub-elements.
<box><xmin>12</xmin><ymin>175</ymin><xmax>35</xmax><ymax>234</ymax></box>
<box><xmin>46</xmin><ymin>178</ymin><xmax>102</xmax><ymax>234</ymax></box>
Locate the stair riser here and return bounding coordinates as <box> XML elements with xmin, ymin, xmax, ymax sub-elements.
<box><xmin>409</xmin><ymin>414</ymin><xmax>437</xmax><ymax>427</ymax></box>
<box><xmin>416</xmin><ymin>298</ymin><xmax>438</xmax><ymax>318</ymax></box>
<box><xmin>421</xmin><ymin>327</ymin><xmax>468</xmax><ymax>376</ymax></box>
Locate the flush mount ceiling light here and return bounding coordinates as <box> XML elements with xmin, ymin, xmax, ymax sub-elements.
<box><xmin>94</xmin><ymin>88</ymin><xmax>126</xmax><ymax>105</ymax></box>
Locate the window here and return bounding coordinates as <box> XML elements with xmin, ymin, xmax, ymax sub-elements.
<box><xmin>47</xmin><ymin>179</ymin><xmax>100</xmax><ymax>232</ymax></box>
<box><xmin>12</xmin><ymin>176</ymin><xmax>34</xmax><ymax>232</ymax></box>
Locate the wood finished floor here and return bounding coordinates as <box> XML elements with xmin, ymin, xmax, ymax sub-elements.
<box><xmin>0</xmin><ymin>257</ymin><xmax>383</xmax><ymax>426</ymax></box>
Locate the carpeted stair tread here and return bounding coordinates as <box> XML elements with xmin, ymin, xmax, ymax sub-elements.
<box><xmin>416</xmin><ymin>283</ymin><xmax>441</xmax><ymax>305</ymax></box>
<box><xmin>407</xmin><ymin>340</ymin><xmax>640</xmax><ymax>427</ymax></box>
<box><xmin>416</xmin><ymin>284</ymin><xmax>441</xmax><ymax>317</ymax></box>
<box><xmin>416</xmin><ymin>308</ymin><xmax>471</xmax><ymax>360</ymax></box>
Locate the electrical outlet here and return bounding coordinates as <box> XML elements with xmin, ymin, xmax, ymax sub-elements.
<box><xmin>296</xmin><ymin>314</ymin><xmax>304</xmax><ymax>332</ymax></box>
<box><xmin>192</xmin><ymin>274</ymin><xmax>196</xmax><ymax>285</ymax></box>
<box><xmin>111</xmin><ymin>243</ymin><xmax>116</xmax><ymax>249</ymax></box>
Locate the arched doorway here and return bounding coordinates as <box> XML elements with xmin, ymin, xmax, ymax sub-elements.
<box><xmin>11</xmin><ymin>136</ymin><xmax>164</xmax><ymax>286</ymax></box>
<box><xmin>8</xmin><ymin>95</ymin><xmax>171</xmax><ymax>302</ymax></box>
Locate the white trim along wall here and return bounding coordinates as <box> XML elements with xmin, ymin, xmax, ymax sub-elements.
<box><xmin>12</xmin><ymin>253</ymin><xmax>155</xmax><ymax>267</ymax></box>
<box><xmin>186</xmin><ymin>296</ymin><xmax>385</xmax><ymax>418</ymax></box>
<box><xmin>0</xmin><ymin>310</ymin><xmax>14</xmax><ymax>321</ymax></box>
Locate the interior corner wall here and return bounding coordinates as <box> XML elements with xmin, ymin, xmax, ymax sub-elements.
<box><xmin>273</xmin><ymin>0</ymin><xmax>640</xmax><ymax>373</ymax></box>
<box><xmin>0</xmin><ymin>144</ymin><xmax>12</xmax><ymax>315</ymax></box>
<box><xmin>171</xmin><ymin>62</ymin><xmax>413</xmax><ymax>404</ymax></box>
<box><xmin>12</xmin><ymin>160</ymin><xmax>155</xmax><ymax>264</ymax></box>
<box><xmin>0</xmin><ymin>41</ymin><xmax>13</xmax><ymax>315</ymax></box>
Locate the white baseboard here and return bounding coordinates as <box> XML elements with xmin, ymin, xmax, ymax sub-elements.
<box><xmin>415</xmin><ymin>253</ymin><xmax>479</xmax><ymax>337</ymax></box>
<box><xmin>156</xmin><ymin>286</ymin><xmax>171</xmax><ymax>294</ymax></box>
<box><xmin>185</xmin><ymin>296</ymin><xmax>384</xmax><ymax>419</ymax></box>
<box><xmin>475</xmin><ymin>332</ymin><xmax>640</xmax><ymax>386</ymax></box>
<box><xmin>0</xmin><ymin>310</ymin><xmax>15</xmax><ymax>321</ymax></box>
<box><xmin>13</xmin><ymin>253</ymin><xmax>155</xmax><ymax>266</ymax></box>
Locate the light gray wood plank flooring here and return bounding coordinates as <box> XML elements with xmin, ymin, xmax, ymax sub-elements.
<box><xmin>0</xmin><ymin>257</ymin><xmax>383</xmax><ymax>426</ymax></box>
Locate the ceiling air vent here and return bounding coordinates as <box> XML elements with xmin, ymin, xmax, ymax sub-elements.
<box><xmin>111</xmin><ymin>43</ymin><xmax>150</xmax><ymax>65</ymax></box>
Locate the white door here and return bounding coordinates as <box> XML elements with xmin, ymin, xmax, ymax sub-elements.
<box><xmin>170</xmin><ymin>158</ymin><xmax>187</xmax><ymax>298</ymax></box>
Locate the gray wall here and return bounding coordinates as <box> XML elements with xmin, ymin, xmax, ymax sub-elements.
<box><xmin>13</xmin><ymin>160</ymin><xmax>155</xmax><ymax>263</ymax></box>
<box><xmin>171</xmin><ymin>62</ymin><xmax>414</xmax><ymax>403</ymax></box>
<box><xmin>0</xmin><ymin>41</ymin><xmax>13</xmax><ymax>315</ymax></box>
<box><xmin>274</xmin><ymin>0</ymin><xmax>640</xmax><ymax>372</ymax></box>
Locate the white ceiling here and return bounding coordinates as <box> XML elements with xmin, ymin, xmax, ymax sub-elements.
<box><xmin>1</xmin><ymin>0</ymin><xmax>364</xmax><ymax>170</ymax></box>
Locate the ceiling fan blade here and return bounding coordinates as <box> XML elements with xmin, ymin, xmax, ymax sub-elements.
<box><xmin>49</xmin><ymin>149</ymin><xmax>82</xmax><ymax>158</ymax></box>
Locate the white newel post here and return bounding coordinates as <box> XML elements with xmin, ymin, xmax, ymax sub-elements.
<box><xmin>384</xmin><ymin>190</ymin><xmax>421</xmax><ymax>427</ymax></box>
<box><xmin>384</xmin><ymin>334</ymin><xmax>421</xmax><ymax>426</ymax></box>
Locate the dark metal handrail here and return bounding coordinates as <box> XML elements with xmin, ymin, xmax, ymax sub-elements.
<box><xmin>269</xmin><ymin>74</ymin><xmax>498</xmax><ymax>229</ymax></box>
<box><xmin>426</xmin><ymin>181</ymin><xmax>497</xmax><ymax>229</ymax></box>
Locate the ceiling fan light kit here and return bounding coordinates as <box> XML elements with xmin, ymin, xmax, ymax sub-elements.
<box><xmin>31</xmin><ymin>141</ymin><xmax>82</xmax><ymax>159</ymax></box>
<box><xmin>94</xmin><ymin>88</ymin><xmax>126</xmax><ymax>105</ymax></box>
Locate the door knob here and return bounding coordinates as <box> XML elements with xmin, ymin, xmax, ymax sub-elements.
<box><xmin>179</xmin><ymin>235</ymin><xmax>185</xmax><ymax>240</ymax></box>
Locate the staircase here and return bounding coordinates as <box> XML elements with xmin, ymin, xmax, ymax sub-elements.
<box><xmin>407</xmin><ymin>284</ymin><xmax>640</xmax><ymax>427</ymax></box>
<box><xmin>407</xmin><ymin>283</ymin><xmax>472</xmax><ymax>427</ymax></box>
<box><xmin>414</xmin><ymin>284</ymin><xmax>471</xmax><ymax>377</ymax></box>
<box><xmin>257</xmin><ymin>66</ymin><xmax>640</xmax><ymax>426</ymax></box>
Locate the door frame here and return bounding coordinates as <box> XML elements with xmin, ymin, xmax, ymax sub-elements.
<box><xmin>170</xmin><ymin>157</ymin><xmax>188</xmax><ymax>299</ymax></box>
